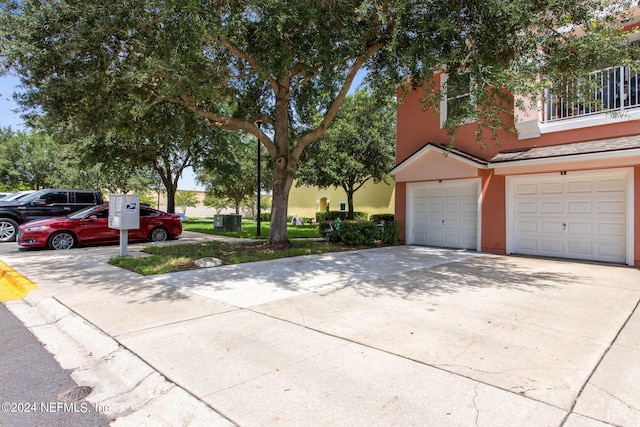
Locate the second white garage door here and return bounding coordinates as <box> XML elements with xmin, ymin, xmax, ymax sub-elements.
<box><xmin>407</xmin><ymin>179</ymin><xmax>480</xmax><ymax>249</ymax></box>
<box><xmin>507</xmin><ymin>169</ymin><xmax>631</xmax><ymax>264</ymax></box>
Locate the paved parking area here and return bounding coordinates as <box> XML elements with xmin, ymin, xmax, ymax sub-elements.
<box><xmin>2</xmin><ymin>241</ymin><xmax>640</xmax><ymax>425</ymax></box>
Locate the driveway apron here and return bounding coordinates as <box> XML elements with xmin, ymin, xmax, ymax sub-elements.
<box><xmin>2</xmin><ymin>243</ymin><xmax>640</xmax><ymax>426</ymax></box>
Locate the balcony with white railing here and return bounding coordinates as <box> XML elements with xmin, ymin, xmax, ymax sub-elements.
<box><xmin>543</xmin><ymin>66</ymin><xmax>640</xmax><ymax>123</ymax></box>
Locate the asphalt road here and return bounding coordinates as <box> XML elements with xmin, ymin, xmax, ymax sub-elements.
<box><xmin>0</xmin><ymin>241</ymin><xmax>20</xmax><ymax>255</ymax></box>
<box><xmin>0</xmin><ymin>303</ymin><xmax>109</xmax><ymax>427</ymax></box>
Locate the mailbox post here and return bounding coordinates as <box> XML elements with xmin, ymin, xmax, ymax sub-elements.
<box><xmin>108</xmin><ymin>194</ymin><xmax>140</xmax><ymax>256</ymax></box>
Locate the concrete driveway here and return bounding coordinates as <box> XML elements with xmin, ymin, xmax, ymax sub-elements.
<box><xmin>3</xmin><ymin>241</ymin><xmax>640</xmax><ymax>425</ymax></box>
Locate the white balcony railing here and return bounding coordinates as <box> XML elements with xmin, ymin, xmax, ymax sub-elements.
<box><xmin>543</xmin><ymin>66</ymin><xmax>640</xmax><ymax>122</ymax></box>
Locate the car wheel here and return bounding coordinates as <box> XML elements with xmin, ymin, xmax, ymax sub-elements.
<box><xmin>149</xmin><ymin>227</ymin><xmax>168</xmax><ymax>242</ymax></box>
<box><xmin>48</xmin><ymin>231</ymin><xmax>76</xmax><ymax>250</ymax></box>
<box><xmin>0</xmin><ymin>219</ymin><xmax>18</xmax><ymax>242</ymax></box>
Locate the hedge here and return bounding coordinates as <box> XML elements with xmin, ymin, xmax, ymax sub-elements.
<box><xmin>370</xmin><ymin>214</ymin><xmax>395</xmax><ymax>224</ymax></box>
<box><xmin>315</xmin><ymin>211</ymin><xmax>368</xmax><ymax>222</ymax></box>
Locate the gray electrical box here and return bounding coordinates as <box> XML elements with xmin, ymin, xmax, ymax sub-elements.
<box><xmin>214</xmin><ymin>214</ymin><xmax>241</xmax><ymax>232</ymax></box>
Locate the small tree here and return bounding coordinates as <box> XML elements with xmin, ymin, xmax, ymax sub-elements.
<box><xmin>199</xmin><ymin>133</ymin><xmax>257</xmax><ymax>215</ymax></box>
<box><xmin>297</xmin><ymin>91</ymin><xmax>395</xmax><ymax>219</ymax></box>
<box><xmin>175</xmin><ymin>190</ymin><xmax>199</xmax><ymax>214</ymax></box>
<box><xmin>203</xmin><ymin>194</ymin><xmax>228</xmax><ymax>215</ymax></box>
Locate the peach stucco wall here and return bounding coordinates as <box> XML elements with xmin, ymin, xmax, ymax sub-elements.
<box><xmin>397</xmin><ymin>79</ymin><xmax>640</xmax><ymax>165</ymax></box>
<box><xmin>396</xmin><ymin>77</ymin><xmax>640</xmax><ymax>265</ymax></box>
<box><xmin>636</xmin><ymin>166</ymin><xmax>640</xmax><ymax>266</ymax></box>
<box><xmin>480</xmin><ymin>170</ymin><xmax>506</xmax><ymax>254</ymax></box>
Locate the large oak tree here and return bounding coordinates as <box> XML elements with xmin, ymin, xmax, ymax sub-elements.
<box><xmin>1</xmin><ymin>0</ymin><xmax>636</xmax><ymax>244</ymax></box>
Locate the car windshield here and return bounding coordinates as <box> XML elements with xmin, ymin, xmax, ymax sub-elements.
<box><xmin>18</xmin><ymin>189</ymin><xmax>53</xmax><ymax>203</ymax></box>
<box><xmin>68</xmin><ymin>205</ymin><xmax>101</xmax><ymax>219</ymax></box>
<box><xmin>1</xmin><ymin>191</ymin><xmax>35</xmax><ymax>201</ymax></box>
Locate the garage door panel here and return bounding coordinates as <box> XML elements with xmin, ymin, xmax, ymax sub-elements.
<box><xmin>567</xmin><ymin>241</ymin><xmax>592</xmax><ymax>255</ymax></box>
<box><xmin>446</xmin><ymin>203</ymin><xmax>461</xmax><ymax>214</ymax></box>
<box><xmin>567</xmin><ymin>201</ymin><xmax>592</xmax><ymax>214</ymax></box>
<box><xmin>597</xmin><ymin>200</ymin><xmax>625</xmax><ymax>214</ymax></box>
<box><xmin>540</xmin><ymin>239</ymin><xmax>564</xmax><ymax>253</ymax></box>
<box><xmin>515</xmin><ymin>183</ymin><xmax>537</xmax><ymax>195</ymax></box>
<box><xmin>541</xmin><ymin>221</ymin><xmax>564</xmax><ymax>233</ymax></box>
<box><xmin>516</xmin><ymin>219</ymin><xmax>537</xmax><ymax>233</ymax></box>
<box><xmin>597</xmin><ymin>179</ymin><xmax>625</xmax><ymax>192</ymax></box>
<box><xmin>510</xmin><ymin>170</ymin><xmax>629</xmax><ymax>264</ymax></box>
<box><xmin>541</xmin><ymin>202</ymin><xmax>563</xmax><ymax>214</ymax></box>
<box><xmin>598</xmin><ymin>222</ymin><xmax>625</xmax><ymax>236</ymax></box>
<box><xmin>568</xmin><ymin>181</ymin><xmax>592</xmax><ymax>193</ymax></box>
<box><xmin>541</xmin><ymin>182</ymin><xmax>563</xmax><ymax>194</ymax></box>
<box><xmin>430</xmin><ymin>188</ymin><xmax>444</xmax><ymax>197</ymax></box>
<box><xmin>409</xmin><ymin>180</ymin><xmax>479</xmax><ymax>250</ymax></box>
<box><xmin>568</xmin><ymin>222</ymin><xmax>592</xmax><ymax>235</ymax></box>
<box><xmin>598</xmin><ymin>243</ymin><xmax>626</xmax><ymax>258</ymax></box>
<box><xmin>515</xmin><ymin>202</ymin><xmax>537</xmax><ymax>214</ymax></box>
<box><xmin>445</xmin><ymin>187</ymin><xmax>461</xmax><ymax>197</ymax></box>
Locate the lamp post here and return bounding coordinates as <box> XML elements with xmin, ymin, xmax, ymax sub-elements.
<box><xmin>256</xmin><ymin>122</ymin><xmax>261</xmax><ymax>237</ymax></box>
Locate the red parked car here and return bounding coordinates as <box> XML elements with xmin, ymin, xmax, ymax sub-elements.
<box><xmin>17</xmin><ymin>204</ymin><xmax>182</xmax><ymax>250</ymax></box>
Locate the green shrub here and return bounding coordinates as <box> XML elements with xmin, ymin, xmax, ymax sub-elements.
<box><xmin>370</xmin><ymin>213</ymin><xmax>395</xmax><ymax>224</ymax></box>
<box><xmin>331</xmin><ymin>221</ymin><xmax>379</xmax><ymax>246</ymax></box>
<box><xmin>259</xmin><ymin>212</ymin><xmax>271</xmax><ymax>221</ymax></box>
<box><xmin>379</xmin><ymin>221</ymin><xmax>401</xmax><ymax>246</ymax></box>
<box><xmin>315</xmin><ymin>211</ymin><xmax>368</xmax><ymax>222</ymax></box>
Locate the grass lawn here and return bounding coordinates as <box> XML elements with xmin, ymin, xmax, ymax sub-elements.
<box><xmin>109</xmin><ymin>240</ymin><xmax>362</xmax><ymax>275</ymax></box>
<box><xmin>182</xmin><ymin>218</ymin><xmax>320</xmax><ymax>239</ymax></box>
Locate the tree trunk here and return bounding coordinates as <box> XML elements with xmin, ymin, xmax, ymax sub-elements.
<box><xmin>166</xmin><ymin>185</ymin><xmax>176</xmax><ymax>213</ymax></box>
<box><xmin>347</xmin><ymin>188</ymin><xmax>355</xmax><ymax>220</ymax></box>
<box><xmin>268</xmin><ymin>161</ymin><xmax>295</xmax><ymax>246</ymax></box>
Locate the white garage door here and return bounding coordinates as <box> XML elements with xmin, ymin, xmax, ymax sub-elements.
<box><xmin>408</xmin><ymin>179</ymin><xmax>479</xmax><ymax>249</ymax></box>
<box><xmin>508</xmin><ymin>169</ymin><xmax>630</xmax><ymax>264</ymax></box>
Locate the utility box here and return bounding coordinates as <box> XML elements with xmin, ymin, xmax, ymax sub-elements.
<box><xmin>214</xmin><ymin>215</ymin><xmax>224</xmax><ymax>230</ymax></box>
<box><xmin>214</xmin><ymin>214</ymin><xmax>241</xmax><ymax>232</ymax></box>
<box><xmin>109</xmin><ymin>194</ymin><xmax>140</xmax><ymax>230</ymax></box>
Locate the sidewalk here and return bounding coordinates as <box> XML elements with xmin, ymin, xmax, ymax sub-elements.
<box><xmin>2</xmin><ymin>236</ymin><xmax>640</xmax><ymax>425</ymax></box>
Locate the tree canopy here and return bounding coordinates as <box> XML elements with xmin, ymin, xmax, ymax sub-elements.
<box><xmin>297</xmin><ymin>90</ymin><xmax>396</xmax><ymax>219</ymax></box>
<box><xmin>1</xmin><ymin>0</ymin><xmax>637</xmax><ymax>244</ymax></box>
<box><xmin>198</xmin><ymin>132</ymin><xmax>259</xmax><ymax>215</ymax></box>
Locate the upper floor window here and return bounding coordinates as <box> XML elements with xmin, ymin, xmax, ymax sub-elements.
<box><xmin>440</xmin><ymin>73</ymin><xmax>475</xmax><ymax>128</ymax></box>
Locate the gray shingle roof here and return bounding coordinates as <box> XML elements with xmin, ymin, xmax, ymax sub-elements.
<box><xmin>491</xmin><ymin>135</ymin><xmax>640</xmax><ymax>163</ymax></box>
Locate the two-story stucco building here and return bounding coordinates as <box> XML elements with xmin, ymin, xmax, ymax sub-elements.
<box><xmin>392</xmin><ymin>12</ymin><xmax>640</xmax><ymax>266</ymax></box>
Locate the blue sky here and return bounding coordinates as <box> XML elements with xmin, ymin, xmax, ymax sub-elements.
<box><xmin>0</xmin><ymin>74</ymin><xmax>23</xmax><ymax>130</ymax></box>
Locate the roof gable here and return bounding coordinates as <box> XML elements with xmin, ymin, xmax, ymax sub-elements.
<box><xmin>391</xmin><ymin>143</ymin><xmax>487</xmax><ymax>182</ymax></box>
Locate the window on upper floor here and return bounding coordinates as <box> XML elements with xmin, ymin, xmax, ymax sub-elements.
<box><xmin>440</xmin><ymin>73</ymin><xmax>476</xmax><ymax>128</ymax></box>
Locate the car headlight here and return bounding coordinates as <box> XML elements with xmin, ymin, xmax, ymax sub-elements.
<box><xmin>24</xmin><ymin>225</ymin><xmax>50</xmax><ymax>232</ymax></box>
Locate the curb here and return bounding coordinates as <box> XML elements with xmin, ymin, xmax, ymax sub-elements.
<box><xmin>5</xmin><ymin>295</ymin><xmax>235</xmax><ymax>426</ymax></box>
<box><xmin>0</xmin><ymin>259</ymin><xmax>38</xmax><ymax>301</ymax></box>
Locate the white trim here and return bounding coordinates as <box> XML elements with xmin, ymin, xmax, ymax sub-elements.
<box><xmin>391</xmin><ymin>144</ymin><xmax>487</xmax><ymax>176</ymax></box>
<box><xmin>505</xmin><ymin>168</ymin><xmax>634</xmax><ymax>265</ymax></box>
<box><xmin>490</xmin><ymin>147</ymin><xmax>640</xmax><ymax>169</ymax></box>
<box><xmin>540</xmin><ymin>109</ymin><xmax>640</xmax><ymax>134</ymax></box>
<box><xmin>406</xmin><ymin>178</ymin><xmax>482</xmax><ymax>250</ymax></box>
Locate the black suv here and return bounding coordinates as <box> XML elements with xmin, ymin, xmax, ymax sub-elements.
<box><xmin>0</xmin><ymin>189</ymin><xmax>104</xmax><ymax>242</ymax></box>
